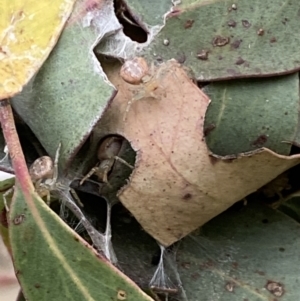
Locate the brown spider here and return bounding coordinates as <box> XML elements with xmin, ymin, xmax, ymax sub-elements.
<box><xmin>120</xmin><ymin>57</ymin><xmax>168</xmax><ymax>121</ymax></box>
<box><xmin>30</xmin><ymin>143</ymin><xmax>83</xmax><ymax>207</ymax></box>
<box><xmin>80</xmin><ymin>136</ymin><xmax>134</xmax><ymax>186</ymax></box>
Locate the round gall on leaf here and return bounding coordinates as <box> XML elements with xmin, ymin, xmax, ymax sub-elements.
<box><xmin>120</xmin><ymin>57</ymin><xmax>149</xmax><ymax>85</ymax></box>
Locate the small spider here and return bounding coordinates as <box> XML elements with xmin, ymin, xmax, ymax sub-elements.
<box><xmin>120</xmin><ymin>57</ymin><xmax>167</xmax><ymax>121</ymax></box>
<box><xmin>80</xmin><ymin>136</ymin><xmax>134</xmax><ymax>186</ymax></box>
<box><xmin>2</xmin><ymin>144</ymin><xmax>120</xmax><ymax>262</ymax></box>
<box><xmin>28</xmin><ymin>143</ymin><xmax>61</xmax><ymax>205</ymax></box>
<box><xmin>3</xmin><ymin>143</ymin><xmax>82</xmax><ymax>211</ymax></box>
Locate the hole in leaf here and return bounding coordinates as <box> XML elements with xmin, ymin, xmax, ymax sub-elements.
<box><xmin>77</xmin><ymin>134</ymin><xmax>136</xmax><ymax>188</ymax></box>
<box><xmin>289</xmin><ymin>144</ymin><xmax>300</xmax><ymax>156</ymax></box>
<box><xmin>114</xmin><ymin>0</ymin><xmax>148</xmax><ymax>43</ymax></box>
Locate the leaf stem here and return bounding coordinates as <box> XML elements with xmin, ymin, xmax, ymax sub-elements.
<box><xmin>0</xmin><ymin>99</ymin><xmax>33</xmax><ymax>194</ymax></box>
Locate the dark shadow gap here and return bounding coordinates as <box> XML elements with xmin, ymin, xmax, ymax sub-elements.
<box><xmin>114</xmin><ymin>0</ymin><xmax>148</xmax><ymax>43</ymax></box>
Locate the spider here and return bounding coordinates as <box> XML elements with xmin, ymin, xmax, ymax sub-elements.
<box><xmin>3</xmin><ymin>143</ymin><xmax>82</xmax><ymax>211</ymax></box>
<box><xmin>80</xmin><ymin>136</ymin><xmax>134</xmax><ymax>186</ymax></box>
<box><xmin>28</xmin><ymin>143</ymin><xmax>61</xmax><ymax>205</ymax></box>
<box><xmin>120</xmin><ymin>57</ymin><xmax>168</xmax><ymax>121</ymax></box>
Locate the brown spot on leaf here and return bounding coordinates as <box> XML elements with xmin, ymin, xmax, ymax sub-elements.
<box><xmin>176</xmin><ymin>53</ymin><xmax>186</xmax><ymax>64</ymax></box>
<box><xmin>252</xmin><ymin>134</ymin><xmax>268</xmax><ymax>147</ymax></box>
<box><xmin>255</xmin><ymin>270</ymin><xmax>265</xmax><ymax>276</ymax></box>
<box><xmin>242</xmin><ymin>20</ymin><xmax>251</xmax><ymax>28</ymax></box>
<box><xmin>257</xmin><ymin>28</ymin><xmax>264</xmax><ymax>36</ymax></box>
<box><xmin>34</xmin><ymin>283</ymin><xmax>41</xmax><ymax>288</ymax></box>
<box><xmin>266</xmin><ymin>281</ymin><xmax>284</xmax><ymax>297</ymax></box>
<box><xmin>236</xmin><ymin>57</ymin><xmax>245</xmax><ymax>65</ymax></box>
<box><xmin>13</xmin><ymin>214</ymin><xmax>25</xmax><ymax>225</ymax></box>
<box><xmin>212</xmin><ymin>36</ymin><xmax>230</xmax><ymax>47</ymax></box>
<box><xmin>227</xmin><ymin>20</ymin><xmax>237</xmax><ymax>27</ymax></box>
<box><xmin>183</xmin><ymin>193</ymin><xmax>192</xmax><ymax>200</ymax></box>
<box><xmin>231</xmin><ymin>39</ymin><xmax>242</xmax><ymax>49</ymax></box>
<box><xmin>156</xmin><ymin>56</ymin><xmax>163</xmax><ymax>63</ymax></box>
<box><xmin>225</xmin><ymin>282</ymin><xmax>235</xmax><ymax>292</ymax></box>
<box><xmin>270</xmin><ymin>37</ymin><xmax>277</xmax><ymax>43</ymax></box>
<box><xmin>167</xmin><ymin>9</ymin><xmax>181</xmax><ymax>18</ymax></box>
<box><xmin>184</xmin><ymin>19</ymin><xmax>194</xmax><ymax>29</ymax></box>
<box><xmin>117</xmin><ymin>290</ymin><xmax>127</xmax><ymax>300</ymax></box>
<box><xmin>230</xmin><ymin>262</ymin><xmax>237</xmax><ymax>270</ymax></box>
<box><xmin>197</xmin><ymin>50</ymin><xmax>209</xmax><ymax>60</ymax></box>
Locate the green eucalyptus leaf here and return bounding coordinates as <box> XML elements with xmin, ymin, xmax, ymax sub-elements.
<box><xmin>11</xmin><ymin>0</ymin><xmax>120</xmax><ymax>168</ymax></box>
<box><xmin>142</xmin><ymin>0</ymin><xmax>300</xmax><ymax>81</ymax></box>
<box><xmin>175</xmin><ymin>200</ymin><xmax>300</xmax><ymax>300</ymax></box>
<box><xmin>119</xmin><ymin>0</ymin><xmax>171</xmax><ymax>27</ymax></box>
<box><xmin>0</xmin><ymin>176</ymin><xmax>15</xmax><ymax>253</ymax></box>
<box><xmin>0</xmin><ymin>131</ymin><xmax>12</xmax><ymax>174</ymax></box>
<box><xmin>105</xmin><ymin>199</ymin><xmax>300</xmax><ymax>301</ymax></box>
<box><xmin>278</xmin><ymin>195</ymin><xmax>300</xmax><ymax>223</ymax></box>
<box><xmin>204</xmin><ymin>73</ymin><xmax>299</xmax><ymax>156</ymax></box>
<box><xmin>9</xmin><ymin>187</ymin><xmax>153</xmax><ymax>301</ymax></box>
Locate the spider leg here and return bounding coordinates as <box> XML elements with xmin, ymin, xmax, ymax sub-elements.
<box><xmin>80</xmin><ymin>166</ymin><xmax>99</xmax><ymax>185</ymax></box>
<box><xmin>3</xmin><ymin>187</ymin><xmax>14</xmax><ymax>212</ymax></box>
<box><xmin>102</xmin><ymin>170</ymin><xmax>109</xmax><ymax>185</ymax></box>
<box><xmin>97</xmin><ymin>161</ymin><xmax>111</xmax><ymax>186</ymax></box>
<box><xmin>70</xmin><ymin>188</ymin><xmax>84</xmax><ymax>207</ymax></box>
<box><xmin>114</xmin><ymin>156</ymin><xmax>134</xmax><ymax>169</ymax></box>
<box><xmin>123</xmin><ymin>99</ymin><xmax>133</xmax><ymax>121</ymax></box>
<box><xmin>0</xmin><ymin>145</ymin><xmax>9</xmax><ymax>163</ymax></box>
<box><xmin>46</xmin><ymin>191</ymin><xmax>51</xmax><ymax>206</ymax></box>
<box><xmin>46</xmin><ymin>143</ymin><xmax>61</xmax><ymax>187</ymax></box>
<box><xmin>52</xmin><ymin>142</ymin><xmax>61</xmax><ymax>184</ymax></box>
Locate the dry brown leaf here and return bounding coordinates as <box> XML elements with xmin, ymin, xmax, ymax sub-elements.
<box><xmin>96</xmin><ymin>59</ymin><xmax>300</xmax><ymax>246</ymax></box>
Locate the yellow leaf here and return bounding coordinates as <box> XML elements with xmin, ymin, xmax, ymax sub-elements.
<box><xmin>0</xmin><ymin>0</ymin><xmax>76</xmax><ymax>100</ymax></box>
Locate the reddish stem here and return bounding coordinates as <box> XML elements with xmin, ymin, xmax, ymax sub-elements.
<box><xmin>0</xmin><ymin>99</ymin><xmax>33</xmax><ymax>195</ymax></box>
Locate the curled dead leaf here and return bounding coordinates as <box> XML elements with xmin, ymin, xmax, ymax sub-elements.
<box><xmin>95</xmin><ymin>59</ymin><xmax>300</xmax><ymax>246</ymax></box>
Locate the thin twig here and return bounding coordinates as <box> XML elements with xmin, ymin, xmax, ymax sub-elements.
<box><xmin>0</xmin><ymin>99</ymin><xmax>33</xmax><ymax>193</ymax></box>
